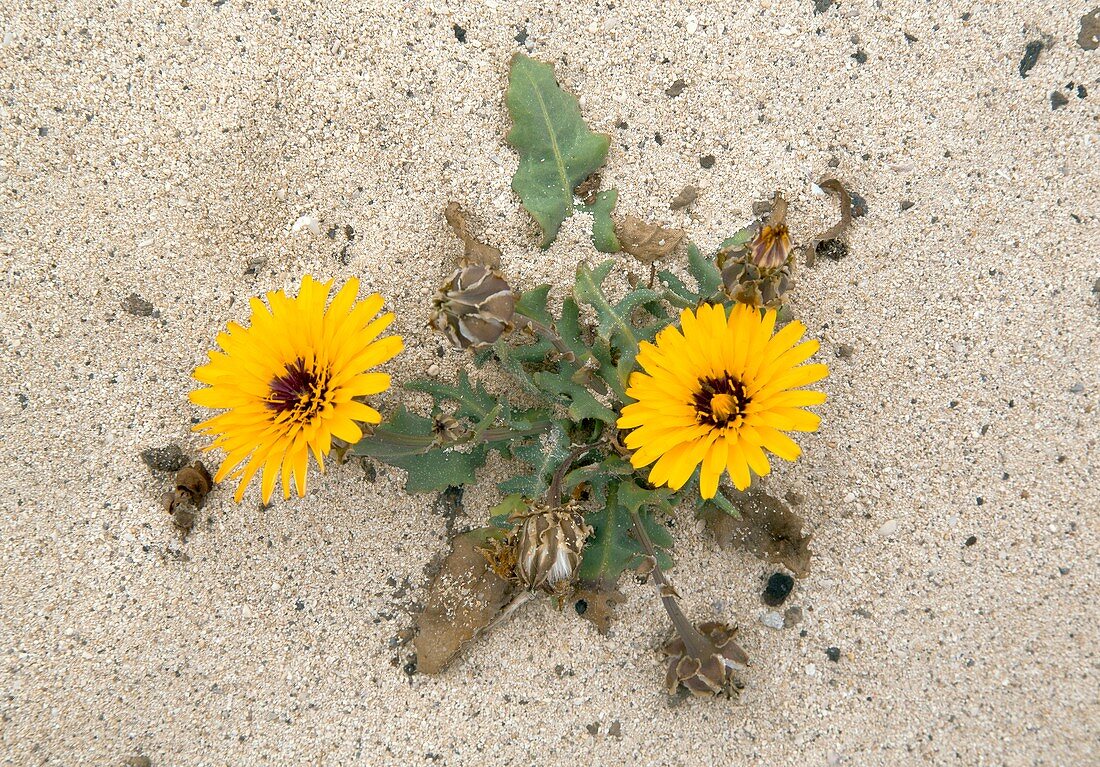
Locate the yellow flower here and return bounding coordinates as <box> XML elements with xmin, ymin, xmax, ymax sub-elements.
<box><xmin>190</xmin><ymin>275</ymin><xmax>403</xmax><ymax>503</ymax></box>
<box><xmin>617</xmin><ymin>303</ymin><xmax>826</xmax><ymax>499</ymax></box>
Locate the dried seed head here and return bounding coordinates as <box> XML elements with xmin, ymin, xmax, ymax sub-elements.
<box><xmin>717</xmin><ymin>223</ymin><xmax>794</xmax><ymax>310</ymax></box>
<box><xmin>429</xmin><ymin>264</ymin><xmax>515</xmax><ymax>349</ymax></box>
<box><xmin>431</xmin><ymin>413</ymin><xmax>465</xmax><ymax>445</ymax></box>
<box><xmin>510</xmin><ymin>503</ymin><xmax>592</xmax><ymax>597</ymax></box>
<box><xmin>662</xmin><ymin>620</ymin><xmax>749</xmax><ymax>697</ymax></box>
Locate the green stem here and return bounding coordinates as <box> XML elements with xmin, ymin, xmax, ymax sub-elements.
<box><xmin>519</xmin><ymin>315</ymin><xmax>574</xmax><ymax>361</ymax></box>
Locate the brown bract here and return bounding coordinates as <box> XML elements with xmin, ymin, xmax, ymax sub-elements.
<box><xmin>444</xmin><ymin>201</ymin><xmax>501</xmax><ymax>268</ymax></box>
<box><xmin>414</xmin><ymin>528</ymin><xmax>514</xmax><ymax>674</ymax></box>
<box><xmin>511</xmin><ymin>503</ymin><xmax>592</xmax><ymax>597</ymax></box>
<box><xmin>429</xmin><ymin>263</ymin><xmax>516</xmax><ymax>349</ymax></box>
<box><xmin>662</xmin><ymin>621</ymin><xmax>749</xmax><ymax>696</ymax></box>
<box><xmin>573</xmin><ymin>172</ymin><xmax>602</xmax><ymax>206</ymax></box>
<box><xmin>572</xmin><ymin>582</ymin><xmax>627</xmax><ymax>635</ymax></box>
<box><xmin>806</xmin><ymin>178</ymin><xmax>853</xmax><ymax>267</ymax></box>
<box><xmin>669</xmin><ymin>185</ymin><xmax>699</xmax><ymax>211</ymax></box>
<box><xmin>614</xmin><ymin>216</ymin><xmax>685</xmax><ymax>264</ymax></box>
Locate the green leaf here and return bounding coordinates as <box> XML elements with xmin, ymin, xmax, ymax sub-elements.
<box><xmin>687</xmin><ymin>242</ymin><xmax>722</xmax><ymax>300</ymax></box>
<box><xmin>533</xmin><ymin>370</ymin><xmax>617</xmax><ymax>423</ymax></box>
<box><xmin>405</xmin><ymin>371</ymin><xmax>497</xmax><ymax>422</ymax></box>
<box><xmin>514</xmin><ymin>284</ymin><xmax>554</xmax><ymax>328</ymax></box>
<box><xmin>506</xmin><ymin>53</ymin><xmax>610</xmax><ymax>248</ymax></box>
<box><xmin>656</xmin><ymin>269</ymin><xmax>698</xmax><ymax>308</ymax></box>
<box><xmin>386</xmin><ymin>444</ymin><xmax>489</xmax><ymax>493</ymax></box>
<box><xmin>498</xmin><ymin>422</ymin><xmax>570</xmax><ymax>497</ymax></box>
<box><xmin>579</xmin><ymin>188</ymin><xmax>621</xmax><ymax>253</ymax></box>
<box><xmin>720</xmin><ymin>223</ymin><xmax>756</xmax><ymax>251</ymax></box>
<box><xmin>351</xmin><ymin>408</ymin><xmax>435</xmax><ymax>459</ymax></box>
<box><xmin>488</xmin><ymin>493</ymin><xmax>527</xmax><ymax>527</ymax></box>
<box><xmin>576</xmin><ymin>481</ymin><xmax>673</xmax><ymax>588</ymax></box>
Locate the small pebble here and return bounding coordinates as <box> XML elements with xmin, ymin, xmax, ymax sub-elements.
<box><xmin>784</xmin><ymin>605</ymin><xmax>803</xmax><ymax>628</ymax></box>
<box><xmin>608</xmin><ymin>720</ymin><xmax>622</xmax><ymax>738</ymax></box>
<box><xmin>1069</xmin><ymin>382</ymin><xmax>1084</xmax><ymax>393</ymax></box>
<box><xmin>878</xmin><ymin>519</ymin><xmax>899</xmax><ymax>537</ymax></box>
<box><xmin>699</xmin><ymin>154</ymin><xmax>716</xmax><ymax>169</ymax></box>
<box><xmin>762</xmin><ymin>572</ymin><xmax>795</xmax><ymax>606</ymax></box>
<box><xmin>836</xmin><ymin>343</ymin><xmax>855</xmax><ymax>358</ymax></box>
<box><xmin>452</xmin><ymin>24</ymin><xmax>466</xmax><ymax>43</ymax></box>
<box><xmin>1050</xmin><ymin>91</ymin><xmax>1069</xmax><ymax>110</ymax></box>
<box><xmin>806</xmin><ymin>662</ymin><xmax>818</xmax><ymax>677</ymax></box>
<box><xmin>1018</xmin><ymin>41</ymin><xmax>1043</xmax><ymax>78</ymax></box>
<box><xmin>760</xmin><ymin>611</ymin><xmax>785</xmax><ymax>630</ymax></box>
<box><xmin>291</xmin><ymin>214</ymin><xmax>321</xmax><ymax>236</ymax></box>
<box><xmin>685</xmin><ymin>15</ymin><xmax>698</xmax><ymax>34</ymax></box>
<box><xmin>427</xmin><ymin>363</ymin><xmax>440</xmax><ymax>377</ymax></box>
<box><xmin>899</xmin><ymin>199</ymin><xmax>915</xmax><ymax>212</ymax></box>
<box><xmin>665</xmin><ymin>79</ymin><xmax>686</xmax><ymax>98</ymax></box>
<box><xmin>850</xmin><ymin>191</ymin><xmax>869</xmax><ymax>218</ymax></box>
<box><xmin>964</xmin><ymin>535</ymin><xmax>977</xmax><ymax>546</ymax></box>
<box><xmin>813</xmin><ymin>0</ymin><xmax>834</xmax><ymax>13</ymax></box>
<box><xmin>852</xmin><ymin>49</ymin><xmax>867</xmax><ymax>64</ymax></box>
<box><xmin>825</xmin><ymin>647</ymin><xmax>841</xmax><ymax>662</ymax></box>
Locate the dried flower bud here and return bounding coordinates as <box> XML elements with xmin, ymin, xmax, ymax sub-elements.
<box><xmin>511</xmin><ymin>503</ymin><xmax>592</xmax><ymax>597</ymax></box>
<box><xmin>750</xmin><ymin>194</ymin><xmax>791</xmax><ymax>269</ymax></box>
<box><xmin>429</xmin><ymin>264</ymin><xmax>515</xmax><ymax>349</ymax></box>
<box><xmin>662</xmin><ymin>621</ymin><xmax>749</xmax><ymax>696</ymax></box>
<box><xmin>432</xmin><ymin>413</ymin><xmax>465</xmax><ymax>445</ymax></box>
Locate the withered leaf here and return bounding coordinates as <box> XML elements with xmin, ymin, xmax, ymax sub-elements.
<box><xmin>700</xmin><ymin>489</ymin><xmax>813</xmax><ymax>577</ymax></box>
<box><xmin>572</xmin><ymin>580</ymin><xmax>626</xmax><ymax>635</ymax></box>
<box><xmin>806</xmin><ymin>178</ymin><xmax>853</xmax><ymax>267</ymax></box>
<box><xmin>413</xmin><ymin>527</ymin><xmax>514</xmax><ymax>673</ymax></box>
<box><xmin>574</xmin><ymin>172</ymin><xmax>602</xmax><ymax>206</ymax></box>
<box><xmin>162</xmin><ymin>461</ymin><xmax>212</xmax><ymax>535</ymax></box>
<box><xmin>1079</xmin><ymin>8</ymin><xmax>1100</xmax><ymax>50</ymax></box>
<box><xmin>444</xmin><ymin>202</ymin><xmax>502</xmax><ymax>268</ymax></box>
<box><xmin>669</xmin><ymin>185</ymin><xmax>698</xmax><ymax>211</ymax></box>
<box><xmin>614</xmin><ymin>216</ymin><xmax>685</xmax><ymax>264</ymax></box>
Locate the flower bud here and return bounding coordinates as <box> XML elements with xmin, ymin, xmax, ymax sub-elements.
<box><xmin>662</xmin><ymin>620</ymin><xmax>749</xmax><ymax>696</ymax></box>
<box><xmin>429</xmin><ymin>264</ymin><xmax>515</xmax><ymax>349</ymax></box>
<box><xmin>511</xmin><ymin>503</ymin><xmax>592</xmax><ymax>596</ymax></box>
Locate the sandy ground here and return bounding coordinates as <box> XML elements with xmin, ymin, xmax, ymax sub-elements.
<box><xmin>1</xmin><ymin>1</ymin><xmax>1098</xmax><ymax>765</ymax></box>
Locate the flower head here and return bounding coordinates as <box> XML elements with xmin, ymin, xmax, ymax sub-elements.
<box><xmin>429</xmin><ymin>263</ymin><xmax>515</xmax><ymax>349</ymax></box>
<box><xmin>190</xmin><ymin>275</ymin><xmax>403</xmax><ymax>503</ymax></box>
<box><xmin>617</xmin><ymin>303</ymin><xmax>827</xmax><ymax>499</ymax></box>
<box><xmin>510</xmin><ymin>502</ymin><xmax>592</xmax><ymax>597</ymax></box>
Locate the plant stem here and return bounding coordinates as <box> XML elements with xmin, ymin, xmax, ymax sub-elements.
<box><xmin>520</xmin><ymin>316</ymin><xmax>575</xmax><ymax>361</ymax></box>
<box><xmin>629</xmin><ymin>508</ymin><xmax>713</xmax><ymax>659</ymax></box>
<box><xmin>546</xmin><ymin>444</ymin><xmax>596</xmax><ymax>506</ymax></box>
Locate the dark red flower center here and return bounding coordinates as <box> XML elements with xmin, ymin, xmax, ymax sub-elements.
<box><xmin>267</xmin><ymin>358</ymin><xmax>330</xmax><ymax>420</ymax></box>
<box><xmin>693</xmin><ymin>374</ymin><xmax>749</xmax><ymax>428</ymax></box>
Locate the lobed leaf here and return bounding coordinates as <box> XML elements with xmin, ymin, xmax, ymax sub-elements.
<box><xmin>579</xmin><ymin>188</ymin><xmax>622</xmax><ymax>253</ymax></box>
<box><xmin>498</xmin><ymin>422</ymin><xmax>571</xmax><ymax>498</ymax></box>
<box><xmin>506</xmin><ymin>54</ymin><xmax>610</xmax><ymax>248</ymax></box>
<box><xmin>405</xmin><ymin>371</ymin><xmax>497</xmax><ymax>423</ymax></box>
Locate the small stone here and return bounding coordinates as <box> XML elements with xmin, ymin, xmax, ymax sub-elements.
<box><xmin>850</xmin><ymin>191</ymin><xmax>869</xmax><ymax>218</ymax></box>
<box><xmin>452</xmin><ymin>24</ymin><xmax>466</xmax><ymax>43</ymax></box>
<box><xmin>825</xmin><ymin>646</ymin><xmax>841</xmax><ymax>662</ymax></box>
<box><xmin>1078</xmin><ymin>85</ymin><xmax>1088</xmax><ymax>99</ymax></box>
<box><xmin>964</xmin><ymin>535</ymin><xmax>977</xmax><ymax>546</ymax></box>
<box><xmin>669</xmin><ymin>185</ymin><xmax>698</xmax><ymax>210</ymax></box>
<box><xmin>813</xmin><ymin>0</ymin><xmax>834</xmax><ymax>13</ymax></box>
<box><xmin>806</xmin><ymin>662</ymin><xmax>818</xmax><ymax>677</ymax></box>
<box><xmin>1078</xmin><ymin>8</ymin><xmax>1100</xmax><ymax>50</ymax></box>
<box><xmin>38</xmin><ymin>126</ymin><xmax>48</xmax><ymax>137</ymax></box>
<box><xmin>608</xmin><ymin>720</ymin><xmax>622</xmax><ymax>738</ymax></box>
<box><xmin>122</xmin><ymin>292</ymin><xmax>154</xmax><ymax>316</ymax></box>
<box><xmin>852</xmin><ymin>49</ymin><xmax>868</xmax><ymax>64</ymax></box>
<box><xmin>836</xmin><ymin>343</ymin><xmax>855</xmax><ymax>358</ymax></box>
<box><xmin>514</xmin><ymin>27</ymin><xmax>527</xmax><ymax>44</ymax></box>
<box><xmin>899</xmin><ymin>199</ymin><xmax>915</xmax><ymax>212</ymax></box>
<box><xmin>699</xmin><ymin>154</ymin><xmax>716</xmax><ymax>169</ymax></box>
<box><xmin>760</xmin><ymin>611</ymin><xmax>785</xmax><ymax>630</ymax></box>
<box><xmin>1050</xmin><ymin>91</ymin><xmax>1069</xmax><ymax>110</ymax></box>
<box><xmin>124</xmin><ymin>757</ymin><xmax>152</xmax><ymax>767</ymax></box>
<box><xmin>141</xmin><ymin>444</ymin><xmax>187</xmax><ymax>473</ymax></box>
<box><xmin>1069</xmin><ymin>382</ymin><xmax>1084</xmax><ymax>393</ymax></box>
<box><xmin>586</xmin><ymin>722</ymin><xmax>599</xmax><ymax>736</ymax></box>
<box><xmin>685</xmin><ymin>15</ymin><xmax>698</xmax><ymax>34</ymax></box>
<box><xmin>783</xmin><ymin>605</ymin><xmax>803</xmax><ymax>628</ymax></box>
<box><xmin>1093</xmin><ymin>277</ymin><xmax>1100</xmax><ymax>294</ymax></box>
<box><xmin>427</xmin><ymin>363</ymin><xmax>440</xmax><ymax>377</ymax></box>
<box><xmin>291</xmin><ymin>214</ymin><xmax>321</xmax><ymax>236</ymax></box>
<box><xmin>665</xmin><ymin>78</ymin><xmax>686</xmax><ymax>97</ymax></box>
<box><xmin>1018</xmin><ymin>41</ymin><xmax>1043</xmax><ymax>78</ymax></box>
<box><xmin>762</xmin><ymin>572</ymin><xmax>795</xmax><ymax>606</ymax></box>
<box><xmin>878</xmin><ymin>520</ymin><xmax>899</xmax><ymax>537</ymax></box>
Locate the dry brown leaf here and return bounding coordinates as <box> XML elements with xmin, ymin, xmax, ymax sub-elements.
<box><xmin>162</xmin><ymin>460</ymin><xmax>213</xmax><ymax>535</ymax></box>
<box><xmin>413</xmin><ymin>528</ymin><xmax>514</xmax><ymax>673</ymax></box>
<box><xmin>1079</xmin><ymin>8</ymin><xmax>1100</xmax><ymax>50</ymax></box>
<box><xmin>700</xmin><ymin>490</ymin><xmax>813</xmax><ymax>577</ymax></box>
<box><xmin>614</xmin><ymin>216</ymin><xmax>685</xmax><ymax>264</ymax></box>
<box><xmin>669</xmin><ymin>185</ymin><xmax>699</xmax><ymax>211</ymax></box>
<box><xmin>574</xmin><ymin>172</ymin><xmax>602</xmax><ymax>206</ymax></box>
<box><xmin>806</xmin><ymin>178</ymin><xmax>853</xmax><ymax>267</ymax></box>
<box><xmin>572</xmin><ymin>581</ymin><xmax>626</xmax><ymax>635</ymax></box>
<box><xmin>444</xmin><ymin>202</ymin><xmax>502</xmax><ymax>268</ymax></box>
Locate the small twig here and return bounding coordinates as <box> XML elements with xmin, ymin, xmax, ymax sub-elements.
<box><xmin>519</xmin><ymin>316</ymin><xmax>575</xmax><ymax>361</ymax></box>
<box><xmin>480</xmin><ymin>590</ymin><xmax>535</xmax><ymax>636</ymax></box>
<box><xmin>546</xmin><ymin>444</ymin><xmax>596</xmax><ymax>506</ymax></box>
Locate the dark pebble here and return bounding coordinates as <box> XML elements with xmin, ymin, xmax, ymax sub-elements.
<box><xmin>452</xmin><ymin>24</ymin><xmax>466</xmax><ymax>43</ymax></box>
<box><xmin>699</xmin><ymin>154</ymin><xmax>716</xmax><ymax>169</ymax></box>
<box><xmin>295</xmin><ymin>599</ymin><xmax>305</xmax><ymax>611</ymax></box>
<box><xmin>654</xmin><ymin>132</ymin><xmax>663</xmax><ymax>145</ymax></box>
<box><xmin>762</xmin><ymin>572</ymin><xmax>795</xmax><ymax>606</ymax></box>
<box><xmin>1051</xmin><ymin>91</ymin><xmax>1069</xmax><ymax>110</ymax></box>
<box><xmin>825</xmin><ymin>646</ymin><xmax>841</xmax><ymax>662</ymax></box>
<box><xmin>899</xmin><ymin>199</ymin><xmax>915</xmax><ymax>211</ymax></box>
<box><xmin>852</xmin><ymin>49</ymin><xmax>868</xmax><ymax>64</ymax></box>
<box><xmin>1078</xmin><ymin>85</ymin><xmax>1088</xmax><ymax>98</ymax></box>
<box><xmin>122</xmin><ymin>292</ymin><xmax>154</xmax><ymax>316</ymax></box>
<box><xmin>850</xmin><ymin>191</ymin><xmax>868</xmax><ymax>218</ymax></box>
<box><xmin>813</xmin><ymin>0</ymin><xmax>834</xmax><ymax>13</ymax></box>
<box><xmin>1093</xmin><ymin>277</ymin><xmax>1100</xmax><ymax>294</ymax></box>
<box><xmin>665</xmin><ymin>78</ymin><xmax>686</xmax><ymax>98</ymax></box>
<box><xmin>976</xmin><ymin>497</ymin><xmax>984</xmax><ymax>506</ymax></box>
<box><xmin>141</xmin><ymin>444</ymin><xmax>187</xmax><ymax>473</ymax></box>
<box><xmin>608</xmin><ymin>720</ymin><xmax>622</xmax><ymax>738</ymax></box>
<box><xmin>514</xmin><ymin>27</ymin><xmax>527</xmax><ymax>44</ymax></box>
<box><xmin>586</xmin><ymin>722</ymin><xmax>599</xmax><ymax>736</ymax></box>
<box><xmin>964</xmin><ymin>535</ymin><xmax>977</xmax><ymax>546</ymax></box>
<box><xmin>1018</xmin><ymin>41</ymin><xmax>1043</xmax><ymax>78</ymax></box>
<box><xmin>574</xmin><ymin>599</ymin><xmax>588</xmax><ymax>615</ymax></box>
<box><xmin>38</xmin><ymin>126</ymin><xmax>48</xmax><ymax>137</ymax></box>
<box><xmin>836</xmin><ymin>343</ymin><xmax>855</xmax><ymax>358</ymax></box>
